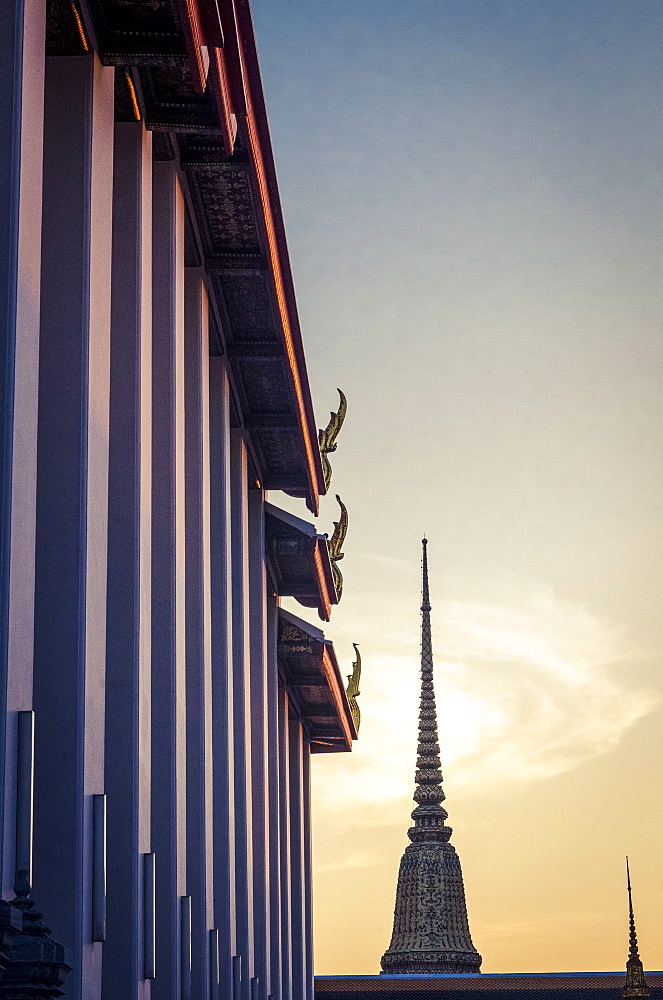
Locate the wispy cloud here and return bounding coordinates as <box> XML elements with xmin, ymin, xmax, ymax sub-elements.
<box><xmin>312</xmin><ymin>586</ymin><xmax>659</xmax><ymax>824</ymax></box>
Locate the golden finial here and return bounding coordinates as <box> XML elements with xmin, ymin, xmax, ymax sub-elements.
<box><xmin>328</xmin><ymin>494</ymin><xmax>348</xmax><ymax>600</ymax></box>
<box><xmin>318</xmin><ymin>389</ymin><xmax>347</xmax><ymax>491</ymax></box>
<box><xmin>346</xmin><ymin>643</ymin><xmax>361</xmax><ymax>732</ymax></box>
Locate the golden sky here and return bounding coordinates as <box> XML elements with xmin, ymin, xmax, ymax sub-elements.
<box><xmin>306</xmin><ymin>571</ymin><xmax>661</xmax><ymax>974</ymax></box>
<box><xmin>254</xmin><ymin>0</ymin><xmax>663</xmax><ymax>976</ymax></box>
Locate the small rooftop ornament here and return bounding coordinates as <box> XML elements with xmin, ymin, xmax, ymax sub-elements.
<box><xmin>622</xmin><ymin>858</ymin><xmax>649</xmax><ymax>1000</ymax></box>
<box><xmin>328</xmin><ymin>494</ymin><xmax>348</xmax><ymax>601</ymax></box>
<box><xmin>318</xmin><ymin>389</ymin><xmax>347</xmax><ymax>491</ymax></box>
<box><xmin>346</xmin><ymin>643</ymin><xmax>361</xmax><ymax>732</ymax></box>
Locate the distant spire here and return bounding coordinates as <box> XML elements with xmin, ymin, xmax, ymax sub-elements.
<box><xmin>623</xmin><ymin>858</ymin><xmax>649</xmax><ymax>999</ymax></box>
<box><xmin>381</xmin><ymin>539</ymin><xmax>481</xmax><ymax>974</ymax></box>
<box><xmin>408</xmin><ymin>537</ymin><xmax>452</xmax><ymax>845</ymax></box>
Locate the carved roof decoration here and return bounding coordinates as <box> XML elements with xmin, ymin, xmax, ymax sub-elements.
<box><xmin>265</xmin><ymin>503</ymin><xmax>337</xmax><ymax>622</ymax></box>
<box><xmin>278</xmin><ymin>609</ymin><xmax>357</xmax><ymax>754</ymax></box>
<box><xmin>47</xmin><ymin>0</ymin><xmax>325</xmax><ymax>513</ymax></box>
<box><xmin>318</xmin><ymin>389</ymin><xmax>347</xmax><ymax>491</ymax></box>
<box><xmin>46</xmin><ymin>0</ymin><xmax>91</xmax><ymax>54</ymax></box>
<box><xmin>346</xmin><ymin>643</ymin><xmax>361</xmax><ymax>733</ymax></box>
<box><xmin>328</xmin><ymin>494</ymin><xmax>348</xmax><ymax>601</ymax></box>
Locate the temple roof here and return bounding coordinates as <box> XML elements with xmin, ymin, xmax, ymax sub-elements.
<box><xmin>278</xmin><ymin>609</ymin><xmax>357</xmax><ymax>753</ymax></box>
<box><xmin>316</xmin><ymin>973</ymin><xmax>663</xmax><ymax>1000</ymax></box>
<box><xmin>49</xmin><ymin>0</ymin><xmax>326</xmax><ymax>513</ymax></box>
<box><xmin>265</xmin><ymin>502</ymin><xmax>337</xmax><ymax>622</ymax></box>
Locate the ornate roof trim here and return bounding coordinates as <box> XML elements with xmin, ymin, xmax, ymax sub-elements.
<box><xmin>73</xmin><ymin>0</ymin><xmax>325</xmax><ymax>514</ymax></box>
<box><xmin>229</xmin><ymin>0</ymin><xmax>327</xmax><ymax>512</ymax></box>
<box><xmin>265</xmin><ymin>502</ymin><xmax>337</xmax><ymax>621</ymax></box>
<box><xmin>278</xmin><ymin>609</ymin><xmax>357</xmax><ymax>752</ymax></box>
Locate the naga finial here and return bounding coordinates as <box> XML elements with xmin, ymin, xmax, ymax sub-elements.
<box><xmin>346</xmin><ymin>643</ymin><xmax>361</xmax><ymax>732</ymax></box>
<box><xmin>318</xmin><ymin>389</ymin><xmax>347</xmax><ymax>491</ymax></box>
<box><xmin>328</xmin><ymin>494</ymin><xmax>348</xmax><ymax>599</ymax></box>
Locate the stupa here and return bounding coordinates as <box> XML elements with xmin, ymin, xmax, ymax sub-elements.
<box><xmin>622</xmin><ymin>858</ymin><xmax>649</xmax><ymax>1000</ymax></box>
<box><xmin>381</xmin><ymin>539</ymin><xmax>482</xmax><ymax>975</ymax></box>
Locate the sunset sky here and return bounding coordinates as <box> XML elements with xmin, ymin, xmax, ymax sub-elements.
<box><xmin>252</xmin><ymin>0</ymin><xmax>662</xmax><ymax>976</ymax></box>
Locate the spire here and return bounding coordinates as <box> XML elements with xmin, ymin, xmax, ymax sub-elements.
<box><xmin>623</xmin><ymin>859</ymin><xmax>649</xmax><ymax>999</ymax></box>
<box><xmin>381</xmin><ymin>539</ymin><xmax>481</xmax><ymax>975</ymax></box>
<box><xmin>408</xmin><ymin>537</ymin><xmax>452</xmax><ymax>845</ymax></box>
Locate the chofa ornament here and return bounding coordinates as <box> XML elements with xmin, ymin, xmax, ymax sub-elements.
<box><xmin>346</xmin><ymin>643</ymin><xmax>361</xmax><ymax>732</ymax></box>
<box><xmin>328</xmin><ymin>494</ymin><xmax>348</xmax><ymax>600</ymax></box>
<box><xmin>318</xmin><ymin>389</ymin><xmax>347</xmax><ymax>491</ymax></box>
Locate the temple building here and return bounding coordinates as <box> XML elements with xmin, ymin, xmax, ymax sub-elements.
<box><xmin>0</xmin><ymin>0</ymin><xmax>358</xmax><ymax>997</ymax></box>
<box><xmin>381</xmin><ymin>539</ymin><xmax>481</xmax><ymax>975</ymax></box>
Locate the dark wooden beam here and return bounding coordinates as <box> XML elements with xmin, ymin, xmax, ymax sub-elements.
<box><xmin>227</xmin><ymin>341</ymin><xmax>282</xmax><ymax>358</ymax></box>
<box><xmin>245</xmin><ymin>412</ymin><xmax>296</xmax><ymax>429</ymax></box>
<box><xmin>205</xmin><ymin>255</ymin><xmax>266</xmax><ymax>273</ymax></box>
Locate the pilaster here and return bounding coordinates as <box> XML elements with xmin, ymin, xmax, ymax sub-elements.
<box><xmin>302</xmin><ymin>743</ymin><xmax>313</xmax><ymax>1000</ymax></box>
<box><xmin>0</xmin><ymin>0</ymin><xmax>45</xmax><ymax>898</ymax></box>
<box><xmin>249</xmin><ymin>487</ymin><xmax>270</xmax><ymax>996</ymax></box>
<box><xmin>209</xmin><ymin>357</ymin><xmax>235</xmax><ymax>999</ymax></box>
<box><xmin>184</xmin><ymin>270</ymin><xmax>214</xmax><ymax>999</ymax></box>
<box><xmin>151</xmin><ymin>159</ymin><xmax>187</xmax><ymax>998</ymax></box>
<box><xmin>266</xmin><ymin>597</ymin><xmax>282</xmax><ymax>996</ymax></box>
<box><xmin>278</xmin><ymin>690</ymin><xmax>292</xmax><ymax>1000</ymax></box>
<box><xmin>288</xmin><ymin>717</ymin><xmax>306</xmax><ymax>1000</ymax></box>
<box><xmin>33</xmin><ymin>52</ymin><xmax>115</xmax><ymax>997</ymax></box>
<box><xmin>103</xmin><ymin>119</ymin><xmax>153</xmax><ymax>1000</ymax></box>
<box><xmin>230</xmin><ymin>430</ymin><xmax>254</xmax><ymax>1000</ymax></box>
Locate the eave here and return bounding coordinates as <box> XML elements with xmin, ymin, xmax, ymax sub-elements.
<box><xmin>278</xmin><ymin>609</ymin><xmax>357</xmax><ymax>754</ymax></box>
<box><xmin>265</xmin><ymin>503</ymin><xmax>337</xmax><ymax>622</ymax></box>
<box><xmin>67</xmin><ymin>0</ymin><xmax>325</xmax><ymax>513</ymax></box>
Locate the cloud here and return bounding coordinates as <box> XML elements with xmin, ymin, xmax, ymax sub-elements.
<box><xmin>311</xmin><ymin>586</ymin><xmax>659</xmax><ymax>824</ymax></box>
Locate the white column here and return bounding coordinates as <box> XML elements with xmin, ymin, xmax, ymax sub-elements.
<box><xmin>278</xmin><ymin>689</ymin><xmax>292</xmax><ymax>1000</ymax></box>
<box><xmin>266</xmin><ymin>597</ymin><xmax>282</xmax><ymax>995</ymax></box>
<box><xmin>103</xmin><ymin>119</ymin><xmax>152</xmax><ymax>1000</ymax></box>
<box><xmin>184</xmin><ymin>270</ymin><xmax>214</xmax><ymax>998</ymax></box>
<box><xmin>230</xmin><ymin>431</ymin><xmax>254</xmax><ymax>1000</ymax></box>
<box><xmin>151</xmin><ymin>159</ymin><xmax>187</xmax><ymax>999</ymax></box>
<box><xmin>288</xmin><ymin>719</ymin><xmax>306</xmax><ymax>1000</ymax></box>
<box><xmin>249</xmin><ymin>488</ymin><xmax>270</xmax><ymax>996</ymax></box>
<box><xmin>209</xmin><ymin>357</ymin><xmax>235</xmax><ymax>999</ymax></box>
<box><xmin>33</xmin><ymin>53</ymin><xmax>114</xmax><ymax>998</ymax></box>
<box><xmin>0</xmin><ymin>0</ymin><xmax>44</xmax><ymax>896</ymax></box>
<box><xmin>302</xmin><ymin>743</ymin><xmax>313</xmax><ymax>1000</ymax></box>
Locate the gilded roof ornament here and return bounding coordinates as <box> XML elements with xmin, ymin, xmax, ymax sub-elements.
<box><xmin>346</xmin><ymin>643</ymin><xmax>361</xmax><ymax>732</ymax></box>
<box><xmin>318</xmin><ymin>389</ymin><xmax>347</xmax><ymax>491</ymax></box>
<box><xmin>328</xmin><ymin>494</ymin><xmax>348</xmax><ymax>600</ymax></box>
<box><xmin>623</xmin><ymin>858</ymin><xmax>649</xmax><ymax>999</ymax></box>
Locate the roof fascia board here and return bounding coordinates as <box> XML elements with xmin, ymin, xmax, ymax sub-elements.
<box><xmin>278</xmin><ymin>608</ymin><xmax>356</xmax><ymax>748</ymax></box>
<box><xmin>266</xmin><ymin>503</ymin><xmax>337</xmax><ymax>620</ymax></box>
<box><xmin>221</xmin><ymin>0</ymin><xmax>326</xmax><ymax>512</ymax></box>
